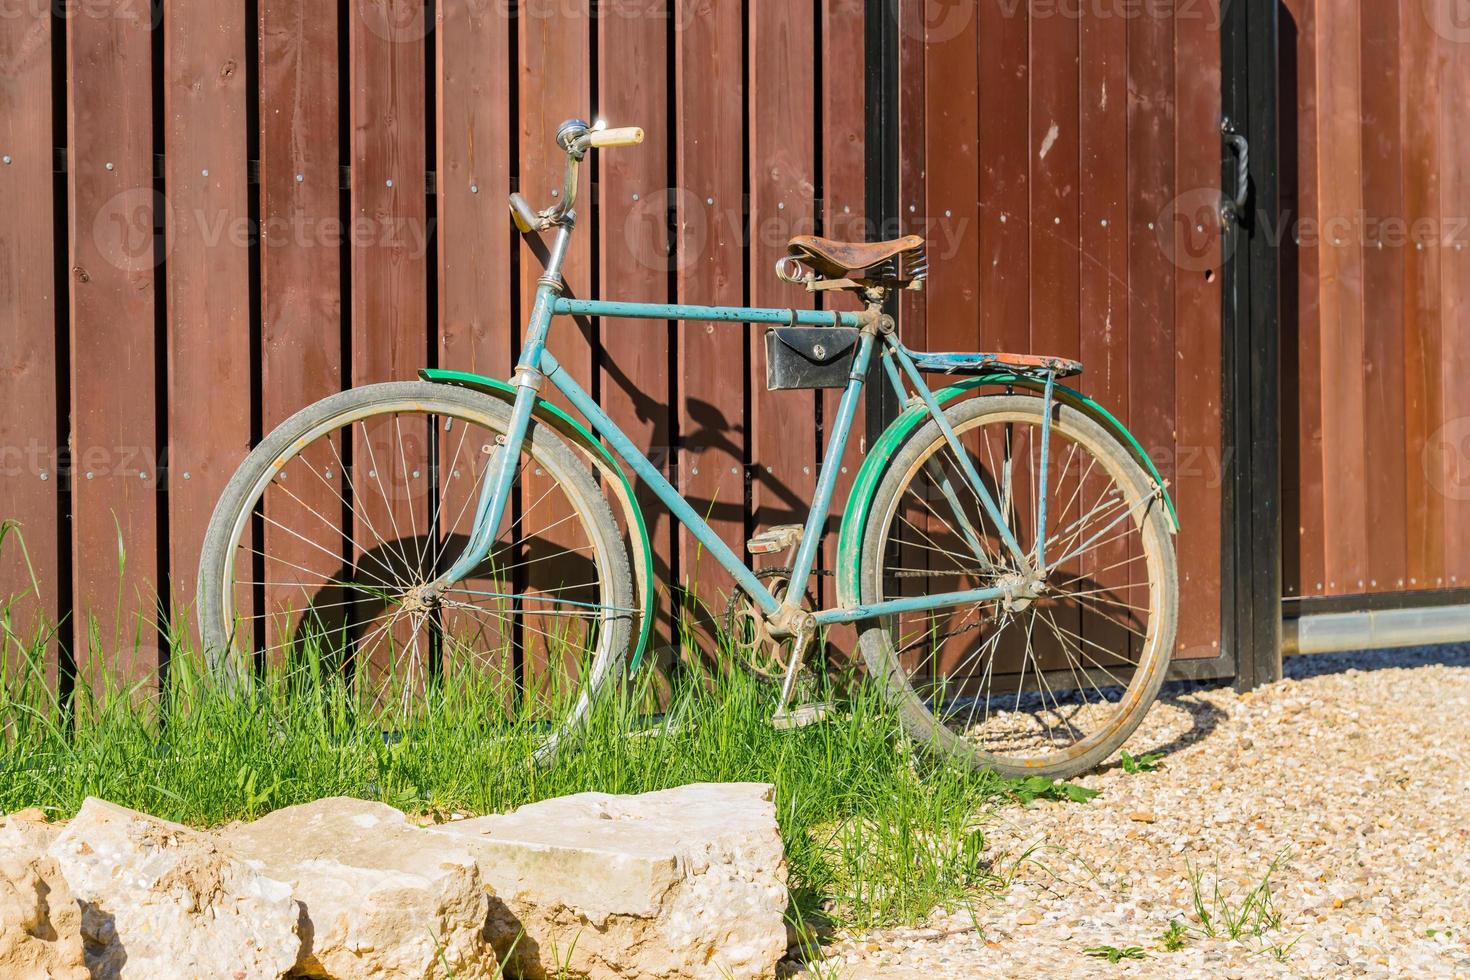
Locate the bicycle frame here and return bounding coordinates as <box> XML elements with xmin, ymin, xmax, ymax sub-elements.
<box><xmin>428</xmin><ymin>213</ymin><xmax>1048</xmax><ymax>630</ymax></box>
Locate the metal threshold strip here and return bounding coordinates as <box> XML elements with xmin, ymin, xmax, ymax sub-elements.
<box><xmin>1283</xmin><ymin>604</ymin><xmax>1470</xmax><ymax>656</ymax></box>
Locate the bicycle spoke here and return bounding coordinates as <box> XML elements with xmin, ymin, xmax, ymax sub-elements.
<box><xmin>207</xmin><ymin>392</ymin><xmax>627</xmax><ymax>733</ymax></box>
<box><xmin>872</xmin><ymin>398</ymin><xmax>1172</xmax><ymax>772</ymax></box>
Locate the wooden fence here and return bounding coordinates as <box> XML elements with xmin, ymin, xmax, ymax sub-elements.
<box><xmin>897</xmin><ymin>0</ymin><xmax>1226</xmax><ymax>663</ymax></box>
<box><xmin>0</xmin><ymin>0</ymin><xmax>865</xmax><ymax>673</ymax></box>
<box><xmin>1281</xmin><ymin>0</ymin><xmax>1470</xmax><ymax>602</ymax></box>
<box><xmin>11</xmin><ymin>0</ymin><xmax>1470</xmax><ymax>683</ymax></box>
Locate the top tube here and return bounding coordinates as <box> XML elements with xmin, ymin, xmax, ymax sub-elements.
<box><xmin>551</xmin><ymin>296</ymin><xmax>871</xmax><ymax>329</ymax></box>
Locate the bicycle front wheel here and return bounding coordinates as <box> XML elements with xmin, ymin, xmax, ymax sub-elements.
<box><xmin>197</xmin><ymin>382</ymin><xmax>634</xmax><ymax>742</ymax></box>
<box><xmin>853</xmin><ymin>394</ymin><xmax>1178</xmax><ymax>778</ymax></box>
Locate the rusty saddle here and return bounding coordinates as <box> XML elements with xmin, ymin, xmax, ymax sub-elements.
<box><xmin>765</xmin><ymin>232</ymin><xmax>1081</xmax><ymax>390</ymax></box>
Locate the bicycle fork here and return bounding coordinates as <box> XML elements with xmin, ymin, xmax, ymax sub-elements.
<box><xmin>429</xmin><ymin>224</ymin><xmax>574</xmax><ymax>592</ymax></box>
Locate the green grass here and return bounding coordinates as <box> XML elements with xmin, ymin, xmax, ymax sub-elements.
<box><xmin>1185</xmin><ymin>851</ymin><xmax>1289</xmax><ymax>942</ymax></box>
<box><xmin>1</xmin><ymin>602</ymin><xmax>1016</xmax><ymax>935</ymax></box>
<box><xmin>1157</xmin><ymin>917</ymin><xmax>1189</xmax><ymax>952</ymax></box>
<box><xmin>1182</xmin><ymin>850</ymin><xmax>1296</xmax><ymax>961</ymax></box>
<box><xmin>1119</xmin><ymin>749</ymin><xmax>1162</xmax><ymax>774</ymax></box>
<box><xmin>1084</xmin><ymin>945</ymin><xmax>1147</xmax><ymax>963</ymax></box>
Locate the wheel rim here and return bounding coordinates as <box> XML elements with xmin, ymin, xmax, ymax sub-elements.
<box><xmin>215</xmin><ymin>397</ymin><xmax>627</xmax><ymax>721</ymax></box>
<box><xmin>873</xmin><ymin>404</ymin><xmax>1169</xmax><ymax>770</ymax></box>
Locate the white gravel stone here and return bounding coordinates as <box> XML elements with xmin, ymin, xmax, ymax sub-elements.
<box><xmin>788</xmin><ymin>645</ymin><xmax>1470</xmax><ymax>978</ymax></box>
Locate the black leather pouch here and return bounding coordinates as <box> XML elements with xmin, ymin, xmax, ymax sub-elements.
<box><xmin>763</xmin><ymin>327</ymin><xmax>860</xmax><ymax>390</ymax></box>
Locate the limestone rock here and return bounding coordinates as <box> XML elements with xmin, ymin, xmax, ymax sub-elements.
<box><xmin>229</xmin><ymin>796</ymin><xmax>497</xmax><ymax>979</ymax></box>
<box><xmin>432</xmin><ymin>782</ymin><xmax>788</xmax><ymax>980</ymax></box>
<box><xmin>0</xmin><ymin>820</ymin><xmax>87</xmax><ymax>980</ymax></box>
<box><xmin>47</xmin><ymin>798</ymin><xmax>300</xmax><ymax>979</ymax></box>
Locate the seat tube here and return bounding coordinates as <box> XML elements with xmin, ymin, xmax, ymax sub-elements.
<box><xmin>785</xmin><ymin>330</ymin><xmax>876</xmax><ymax>602</ymax></box>
<box><xmin>435</xmin><ymin>220</ymin><xmax>574</xmax><ymax>587</ymax></box>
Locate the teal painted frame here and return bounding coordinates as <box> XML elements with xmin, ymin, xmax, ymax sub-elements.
<box><xmin>833</xmin><ymin>367</ymin><xmax>1180</xmax><ymax>610</ymax></box>
<box><xmin>422</xmin><ymin>281</ymin><xmax>1177</xmax><ymax>669</ymax></box>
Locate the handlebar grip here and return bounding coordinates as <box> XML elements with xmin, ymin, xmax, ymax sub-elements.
<box><xmin>587</xmin><ymin>126</ymin><xmax>644</xmax><ymax>148</ymax></box>
<box><xmin>508</xmin><ymin>192</ymin><xmax>539</xmax><ymax>233</ymax></box>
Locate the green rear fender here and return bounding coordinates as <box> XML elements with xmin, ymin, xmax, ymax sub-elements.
<box><xmin>419</xmin><ymin>368</ymin><xmax>656</xmax><ymax>672</ymax></box>
<box><xmin>835</xmin><ymin>373</ymin><xmax>1179</xmax><ymax>604</ymax></box>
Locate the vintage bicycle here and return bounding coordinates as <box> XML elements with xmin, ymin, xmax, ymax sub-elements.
<box><xmin>198</xmin><ymin>119</ymin><xmax>1178</xmax><ymax>778</ymax></box>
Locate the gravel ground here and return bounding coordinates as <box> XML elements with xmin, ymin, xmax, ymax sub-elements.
<box><xmin>793</xmin><ymin>645</ymin><xmax>1470</xmax><ymax>979</ymax></box>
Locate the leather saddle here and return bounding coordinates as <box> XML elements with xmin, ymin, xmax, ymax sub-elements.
<box><xmin>785</xmin><ymin>234</ymin><xmax>927</xmax><ymax>287</ymax></box>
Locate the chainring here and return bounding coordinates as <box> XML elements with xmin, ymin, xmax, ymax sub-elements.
<box><xmin>722</xmin><ymin>566</ymin><xmax>821</xmax><ymax>681</ymax></box>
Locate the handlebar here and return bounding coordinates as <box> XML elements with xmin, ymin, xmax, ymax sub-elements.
<box><xmin>508</xmin><ymin>118</ymin><xmax>644</xmax><ymax>233</ymax></box>
<box><xmin>587</xmin><ymin>126</ymin><xmax>644</xmax><ymax>149</ymax></box>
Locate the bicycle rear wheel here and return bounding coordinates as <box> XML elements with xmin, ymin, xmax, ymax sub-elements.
<box><xmin>196</xmin><ymin>382</ymin><xmax>634</xmax><ymax>744</ymax></box>
<box><xmin>852</xmin><ymin>394</ymin><xmax>1178</xmax><ymax>778</ymax></box>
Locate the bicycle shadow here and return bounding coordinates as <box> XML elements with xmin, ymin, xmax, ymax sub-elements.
<box><xmin>256</xmin><ymin>531</ymin><xmax>601</xmax><ymax>674</ymax></box>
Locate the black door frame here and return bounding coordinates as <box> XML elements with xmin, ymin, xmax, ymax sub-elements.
<box><xmin>865</xmin><ymin>0</ymin><xmax>1285</xmax><ymax>690</ymax></box>
<box><xmin>1220</xmin><ymin>0</ymin><xmax>1284</xmax><ymax>689</ymax></box>
<box><xmin>864</xmin><ymin>0</ymin><xmax>902</xmax><ymax>440</ymax></box>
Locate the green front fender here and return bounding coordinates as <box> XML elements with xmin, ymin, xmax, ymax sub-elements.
<box><xmin>419</xmin><ymin>368</ymin><xmax>656</xmax><ymax>672</ymax></box>
<box><xmin>835</xmin><ymin>373</ymin><xmax>1179</xmax><ymax>604</ymax></box>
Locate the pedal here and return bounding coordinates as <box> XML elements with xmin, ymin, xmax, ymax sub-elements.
<box><xmin>772</xmin><ymin>701</ymin><xmax>835</xmax><ymax>730</ymax></box>
<box><xmin>746</xmin><ymin>524</ymin><xmax>803</xmax><ymax>555</ymax></box>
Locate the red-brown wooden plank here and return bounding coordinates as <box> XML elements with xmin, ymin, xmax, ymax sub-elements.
<box><xmin>1315</xmin><ymin>0</ymin><xmax>1367</xmax><ymax>596</ymax></box>
<box><xmin>977</xmin><ymin>0</ymin><xmax>1028</xmax><ymax>355</ymax></box>
<box><xmin>165</xmin><ymin>0</ymin><xmax>252</xmax><ymax>630</ymax></box>
<box><xmin>259</xmin><ymin>0</ymin><xmax>343</xmax><ymax>655</ymax></box>
<box><xmin>895</xmin><ymin>0</ymin><xmax>926</xmax><ymax>354</ymax></box>
<box><xmin>1123</xmin><ymin>0</ymin><xmax>1175</xmax><ymax>669</ymax></box>
<box><xmin>891</xmin><ymin>0</ymin><xmax>931</xmax><ymax>648</ymax></box>
<box><xmin>1078</xmin><ymin>2</ymin><xmax>1128</xmax><ymax>424</ymax></box>
<box><xmin>1078</xmin><ymin>0</ymin><xmax>1132</xmax><ymax>663</ymax></box>
<box><xmin>1027</xmin><ymin>2</ymin><xmax>1079</xmax><ymax>363</ymax></box>
<box><xmin>0</xmin><ymin>10</ymin><xmax>60</xmax><ymax>646</ymax></box>
<box><xmin>1170</xmin><ymin>4</ymin><xmax>1224</xmax><ymax>658</ymax></box>
<box><xmin>1401</xmin><ymin>0</ymin><xmax>1444</xmax><ymax>592</ymax></box>
<box><xmin>1279</xmin><ymin>0</ymin><xmax>1323</xmax><ymax>599</ymax></box>
<box><xmin>351</xmin><ymin>0</ymin><xmax>428</xmax><ymax>388</ymax></box>
<box><xmin>1028</xmin><ymin>0</ymin><xmax>1082</xmax><ymax>670</ymax></box>
<box><xmin>748</xmin><ymin>2</ymin><xmax>818</xmax><ymax>540</ymax></box>
<box><xmin>922</xmin><ymin>0</ymin><xmax>979</xmax><ymax>354</ymax></box>
<box><xmin>820</xmin><ymin>0</ymin><xmax>865</xmax><ymax>652</ymax></box>
<box><xmin>68</xmin><ymin>1</ymin><xmax>160</xmax><ymax>678</ymax></box>
<box><xmin>519</xmin><ymin>0</ymin><xmax>592</xmax><ymax>680</ymax></box>
<box><xmin>1439</xmin><ymin>14</ymin><xmax>1470</xmax><ymax>589</ymax></box>
<box><xmin>1356</xmin><ymin>0</ymin><xmax>1408</xmax><ymax>593</ymax></box>
<box><xmin>1124</xmin><ymin>0</ymin><xmax>1176</xmax><ymax>486</ymax></box>
<box><xmin>676</xmin><ymin>0</ymin><xmax>746</xmax><ymax>644</ymax></box>
<box><xmin>435</xmin><ymin>0</ymin><xmax>513</xmax><ymax>671</ymax></box>
<box><xmin>437</xmin><ymin>0</ymin><xmax>511</xmax><ymax>377</ymax></box>
<box><xmin>599</xmin><ymin>0</ymin><xmax>675</xmax><ymax>660</ymax></box>
<box><xmin>350</xmin><ymin>0</ymin><xmax>430</xmax><ymax>673</ymax></box>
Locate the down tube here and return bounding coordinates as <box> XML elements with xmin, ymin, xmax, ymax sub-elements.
<box><xmin>537</xmin><ymin>350</ymin><xmax>782</xmax><ymax>617</ymax></box>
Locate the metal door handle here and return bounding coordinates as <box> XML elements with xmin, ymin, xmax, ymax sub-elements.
<box><xmin>1221</xmin><ymin>118</ymin><xmax>1250</xmax><ymax>224</ymax></box>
